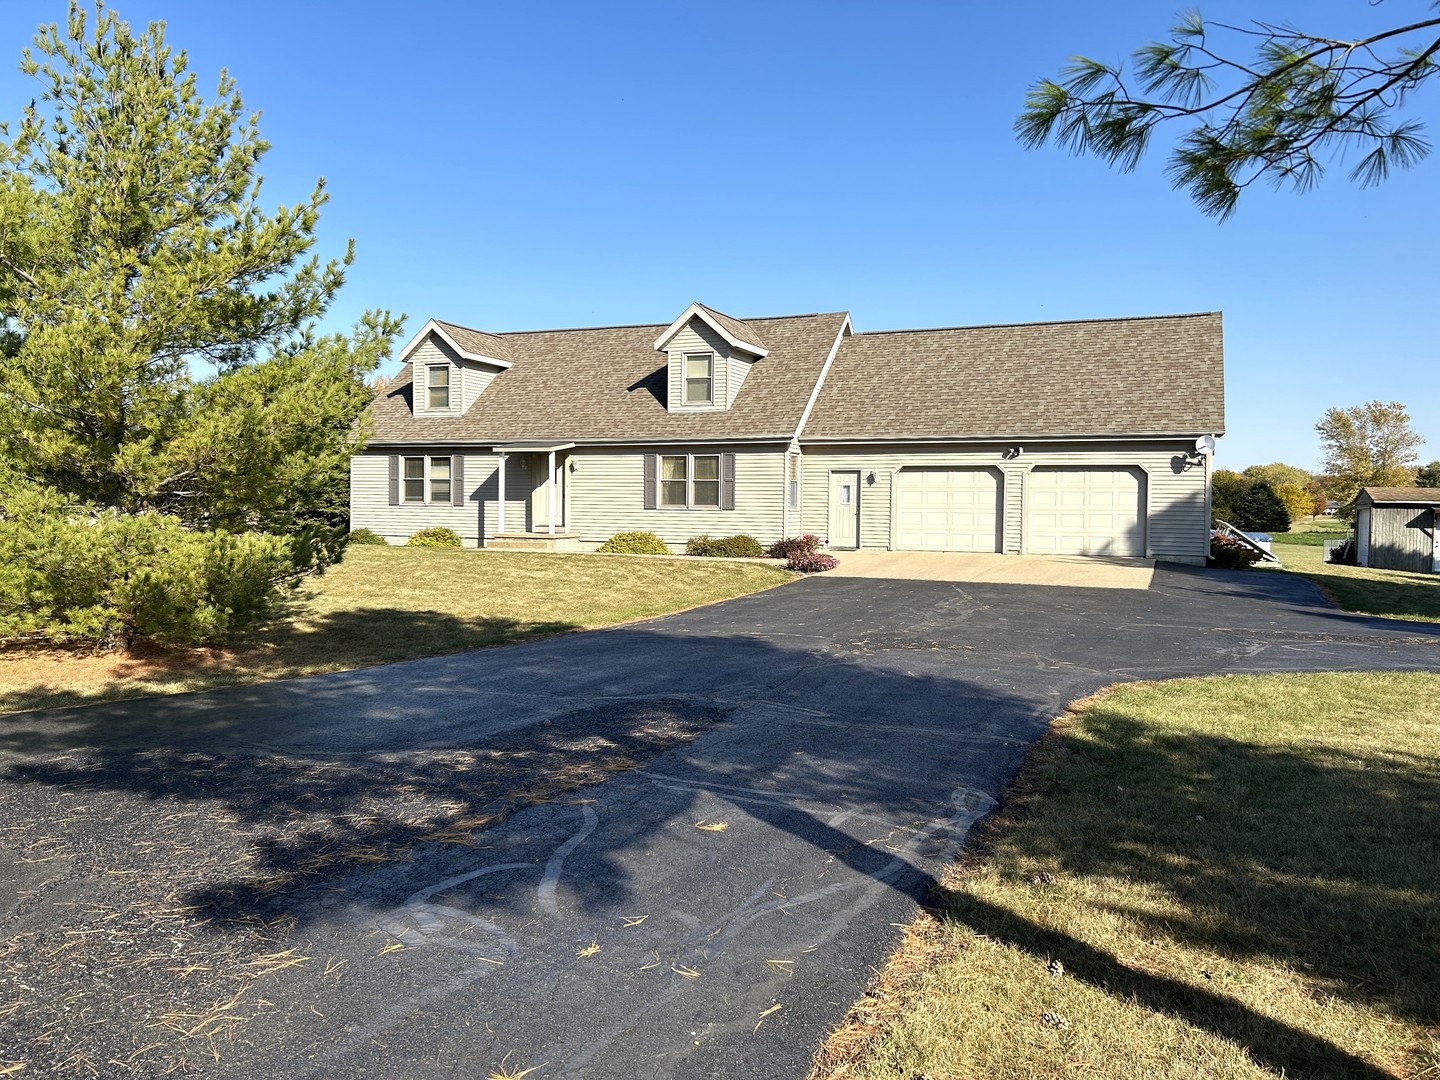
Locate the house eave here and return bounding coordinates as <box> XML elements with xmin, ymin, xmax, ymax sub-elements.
<box><xmin>798</xmin><ymin>431</ymin><xmax>1224</xmax><ymax>445</ymax></box>
<box><xmin>364</xmin><ymin>434</ymin><xmax>796</xmax><ymax>449</ymax></box>
<box><xmin>398</xmin><ymin>319</ymin><xmax>515</xmax><ymax>369</ymax></box>
<box><xmin>652</xmin><ymin>302</ymin><xmax>769</xmax><ymax>358</ymax></box>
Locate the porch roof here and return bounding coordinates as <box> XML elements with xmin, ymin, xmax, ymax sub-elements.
<box><xmin>491</xmin><ymin>441</ymin><xmax>576</xmax><ymax>453</ymax></box>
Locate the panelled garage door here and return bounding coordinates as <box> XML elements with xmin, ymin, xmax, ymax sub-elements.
<box><xmin>1027</xmin><ymin>466</ymin><xmax>1145</xmax><ymax>556</ymax></box>
<box><xmin>896</xmin><ymin>468</ymin><xmax>1002</xmax><ymax>551</ymax></box>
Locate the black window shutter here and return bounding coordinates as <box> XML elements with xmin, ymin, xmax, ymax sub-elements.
<box><xmin>720</xmin><ymin>452</ymin><xmax>736</xmax><ymax>510</ymax></box>
<box><xmin>451</xmin><ymin>454</ymin><xmax>465</xmax><ymax>506</ymax></box>
<box><xmin>643</xmin><ymin>453</ymin><xmax>658</xmax><ymax>510</ymax></box>
<box><xmin>388</xmin><ymin>455</ymin><xmax>400</xmax><ymax>505</ymax></box>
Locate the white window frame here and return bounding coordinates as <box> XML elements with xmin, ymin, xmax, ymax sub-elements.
<box><xmin>683</xmin><ymin>352</ymin><xmax>714</xmax><ymax>405</ymax></box>
<box><xmin>402</xmin><ymin>455</ymin><xmax>454</xmax><ymax>504</ymax></box>
<box><xmin>660</xmin><ymin>454</ymin><xmax>688</xmax><ymax>508</ymax></box>
<box><xmin>658</xmin><ymin>452</ymin><xmax>722</xmax><ymax>509</ymax></box>
<box><xmin>692</xmin><ymin>454</ymin><xmax>721</xmax><ymax>508</ymax></box>
<box><xmin>787</xmin><ymin>456</ymin><xmax>801</xmax><ymax>509</ymax></box>
<box><xmin>427</xmin><ymin>364</ymin><xmax>451</xmax><ymax>410</ymax></box>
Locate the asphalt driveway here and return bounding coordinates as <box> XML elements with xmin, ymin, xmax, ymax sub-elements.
<box><xmin>1</xmin><ymin>565</ymin><xmax>1437</xmax><ymax>1078</ymax></box>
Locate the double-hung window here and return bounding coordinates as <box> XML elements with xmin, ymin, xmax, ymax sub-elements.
<box><xmin>684</xmin><ymin>352</ymin><xmax>714</xmax><ymax>404</ymax></box>
<box><xmin>427</xmin><ymin>364</ymin><xmax>451</xmax><ymax>409</ymax></box>
<box><xmin>659</xmin><ymin>453</ymin><xmax>721</xmax><ymax>508</ymax></box>
<box><xmin>402</xmin><ymin>456</ymin><xmax>453</xmax><ymax>503</ymax></box>
<box><xmin>691</xmin><ymin>455</ymin><xmax>720</xmax><ymax>507</ymax></box>
<box><xmin>660</xmin><ymin>456</ymin><xmax>688</xmax><ymax>507</ymax></box>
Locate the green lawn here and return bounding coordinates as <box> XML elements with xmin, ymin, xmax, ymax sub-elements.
<box><xmin>0</xmin><ymin>547</ymin><xmax>792</xmax><ymax>714</ymax></box>
<box><xmin>1269</xmin><ymin>526</ymin><xmax>1440</xmax><ymax>622</ymax></box>
<box><xmin>815</xmin><ymin>673</ymin><xmax>1440</xmax><ymax>1080</ymax></box>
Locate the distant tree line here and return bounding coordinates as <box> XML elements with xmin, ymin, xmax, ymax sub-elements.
<box><xmin>1214</xmin><ymin>400</ymin><xmax>1435</xmax><ymax>533</ymax></box>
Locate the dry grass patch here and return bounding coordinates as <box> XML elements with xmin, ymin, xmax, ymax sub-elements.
<box><xmin>814</xmin><ymin>673</ymin><xmax>1440</xmax><ymax>1080</ymax></box>
<box><xmin>0</xmin><ymin>547</ymin><xmax>790</xmax><ymax>714</ymax></box>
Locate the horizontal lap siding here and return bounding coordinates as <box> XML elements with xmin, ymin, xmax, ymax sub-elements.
<box><xmin>666</xmin><ymin>323</ymin><xmax>730</xmax><ymax>412</ymax></box>
<box><xmin>568</xmin><ymin>447</ymin><xmax>786</xmax><ymax>549</ymax></box>
<box><xmin>349</xmin><ymin>452</ymin><xmax>528</xmax><ymax>546</ymax></box>
<box><xmin>801</xmin><ymin>443</ymin><xmax>1209</xmax><ymax>561</ymax></box>
<box><xmin>410</xmin><ymin>339</ymin><xmax>466</xmax><ymax>418</ymax></box>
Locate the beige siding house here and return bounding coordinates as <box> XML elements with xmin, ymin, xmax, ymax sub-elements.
<box><xmin>352</xmin><ymin>302</ymin><xmax>1225</xmax><ymax>563</ymax></box>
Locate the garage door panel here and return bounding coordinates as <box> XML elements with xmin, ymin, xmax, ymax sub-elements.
<box><xmin>1027</xmin><ymin>467</ymin><xmax>1145</xmax><ymax>557</ymax></box>
<box><xmin>896</xmin><ymin>468</ymin><xmax>1002</xmax><ymax>552</ymax></box>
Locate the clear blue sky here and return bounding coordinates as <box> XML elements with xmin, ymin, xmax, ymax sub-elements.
<box><xmin>2</xmin><ymin>1</ymin><xmax>1435</xmax><ymax>472</ymax></box>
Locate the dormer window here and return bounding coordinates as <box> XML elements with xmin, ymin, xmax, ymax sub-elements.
<box><xmin>427</xmin><ymin>365</ymin><xmax>450</xmax><ymax>409</ymax></box>
<box><xmin>684</xmin><ymin>352</ymin><xmax>714</xmax><ymax>404</ymax></box>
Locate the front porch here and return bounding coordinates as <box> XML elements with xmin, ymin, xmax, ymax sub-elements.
<box><xmin>486</xmin><ymin>531</ymin><xmax>583</xmax><ymax>552</ymax></box>
<box><xmin>486</xmin><ymin>440</ymin><xmax>574</xmax><ymax>549</ymax></box>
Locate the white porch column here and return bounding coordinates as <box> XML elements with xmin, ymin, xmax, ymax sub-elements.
<box><xmin>496</xmin><ymin>453</ymin><xmax>507</xmax><ymax>535</ymax></box>
<box><xmin>547</xmin><ymin>449</ymin><xmax>557</xmax><ymax>536</ymax></box>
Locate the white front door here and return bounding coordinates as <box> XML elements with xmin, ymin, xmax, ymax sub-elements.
<box><xmin>829</xmin><ymin>471</ymin><xmax>860</xmax><ymax>549</ymax></box>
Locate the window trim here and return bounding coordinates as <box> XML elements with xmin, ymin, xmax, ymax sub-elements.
<box><xmin>683</xmin><ymin>351</ymin><xmax>714</xmax><ymax>405</ymax></box>
<box><xmin>657</xmin><ymin>452</ymin><xmax>723</xmax><ymax>509</ymax></box>
<box><xmin>659</xmin><ymin>454</ymin><xmax>688</xmax><ymax>508</ymax></box>
<box><xmin>401</xmin><ymin>455</ymin><xmax>455</xmax><ymax>504</ymax></box>
<box><xmin>427</xmin><ymin>364</ymin><xmax>451</xmax><ymax>410</ymax></box>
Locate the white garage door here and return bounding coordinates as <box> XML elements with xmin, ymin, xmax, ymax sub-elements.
<box><xmin>896</xmin><ymin>468</ymin><xmax>1002</xmax><ymax>552</ymax></box>
<box><xmin>1027</xmin><ymin>466</ymin><xmax>1145</xmax><ymax>556</ymax></box>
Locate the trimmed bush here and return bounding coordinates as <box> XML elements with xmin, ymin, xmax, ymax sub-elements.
<box><xmin>0</xmin><ymin>491</ymin><xmax>295</xmax><ymax>648</ymax></box>
<box><xmin>764</xmin><ymin>534</ymin><xmax>821</xmax><ymax>560</ymax></box>
<box><xmin>685</xmin><ymin>534</ymin><xmax>764</xmax><ymax>558</ymax></box>
<box><xmin>347</xmin><ymin>528</ymin><xmax>388</xmax><ymax>545</ymax></box>
<box><xmin>788</xmin><ymin>552</ymin><xmax>839</xmax><ymax>573</ymax></box>
<box><xmin>407</xmin><ymin>527</ymin><xmax>462</xmax><ymax>548</ymax></box>
<box><xmin>596</xmin><ymin>531</ymin><xmax>670</xmax><ymax>555</ymax></box>
<box><xmin>1209</xmin><ymin>535</ymin><xmax>1263</xmax><ymax>570</ymax></box>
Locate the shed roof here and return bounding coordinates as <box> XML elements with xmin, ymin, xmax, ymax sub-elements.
<box><xmin>1358</xmin><ymin>487</ymin><xmax>1440</xmax><ymax>505</ymax></box>
<box><xmin>802</xmin><ymin>311</ymin><xmax>1224</xmax><ymax>440</ymax></box>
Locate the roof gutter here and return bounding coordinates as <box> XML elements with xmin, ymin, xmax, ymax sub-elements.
<box><xmin>798</xmin><ymin>431</ymin><xmax>1225</xmax><ymax>445</ymax></box>
<box><xmin>364</xmin><ymin>435</ymin><xmax>797</xmax><ymax>449</ymax></box>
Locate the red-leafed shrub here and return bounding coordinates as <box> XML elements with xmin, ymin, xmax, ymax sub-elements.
<box><xmin>765</xmin><ymin>534</ymin><xmax>821</xmax><ymax>560</ymax></box>
<box><xmin>1210</xmin><ymin>534</ymin><xmax>1263</xmax><ymax>569</ymax></box>
<box><xmin>788</xmin><ymin>553</ymin><xmax>839</xmax><ymax>573</ymax></box>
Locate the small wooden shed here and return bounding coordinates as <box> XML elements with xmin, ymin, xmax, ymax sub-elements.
<box><xmin>1355</xmin><ymin>487</ymin><xmax>1440</xmax><ymax>573</ymax></box>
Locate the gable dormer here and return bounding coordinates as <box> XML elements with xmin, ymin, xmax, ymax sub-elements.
<box><xmin>398</xmin><ymin>319</ymin><xmax>514</xmax><ymax>417</ymax></box>
<box><xmin>653</xmin><ymin>303</ymin><xmax>768</xmax><ymax>412</ymax></box>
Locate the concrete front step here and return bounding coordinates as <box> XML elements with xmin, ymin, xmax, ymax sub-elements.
<box><xmin>486</xmin><ymin>533</ymin><xmax>582</xmax><ymax>552</ymax></box>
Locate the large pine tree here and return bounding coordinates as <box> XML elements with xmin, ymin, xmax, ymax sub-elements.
<box><xmin>0</xmin><ymin>3</ymin><xmax>401</xmax><ymax>535</ymax></box>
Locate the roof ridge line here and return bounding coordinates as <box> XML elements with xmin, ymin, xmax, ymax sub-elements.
<box><xmin>854</xmin><ymin>311</ymin><xmax>1220</xmax><ymax>335</ymax></box>
<box><xmin>464</xmin><ymin>311</ymin><xmax>838</xmax><ymax>337</ymax></box>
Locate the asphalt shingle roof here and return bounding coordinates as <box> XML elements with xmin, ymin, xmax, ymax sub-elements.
<box><xmin>433</xmin><ymin>320</ymin><xmax>516</xmax><ymax>364</ymax></box>
<box><xmin>369</xmin><ymin>311</ymin><xmax>848</xmax><ymax>444</ymax></box>
<box><xmin>803</xmin><ymin>312</ymin><xmax>1224</xmax><ymax>439</ymax></box>
<box><xmin>1359</xmin><ymin>487</ymin><xmax>1440</xmax><ymax>504</ymax></box>
<box><xmin>693</xmin><ymin>303</ymin><xmax>769</xmax><ymax>353</ymax></box>
<box><xmin>367</xmin><ymin>307</ymin><xmax>1225</xmax><ymax>446</ymax></box>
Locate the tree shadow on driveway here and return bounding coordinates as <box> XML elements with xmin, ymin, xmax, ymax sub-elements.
<box><xmin>2</xmin><ymin>581</ymin><xmax>1438</xmax><ymax>1076</ymax></box>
